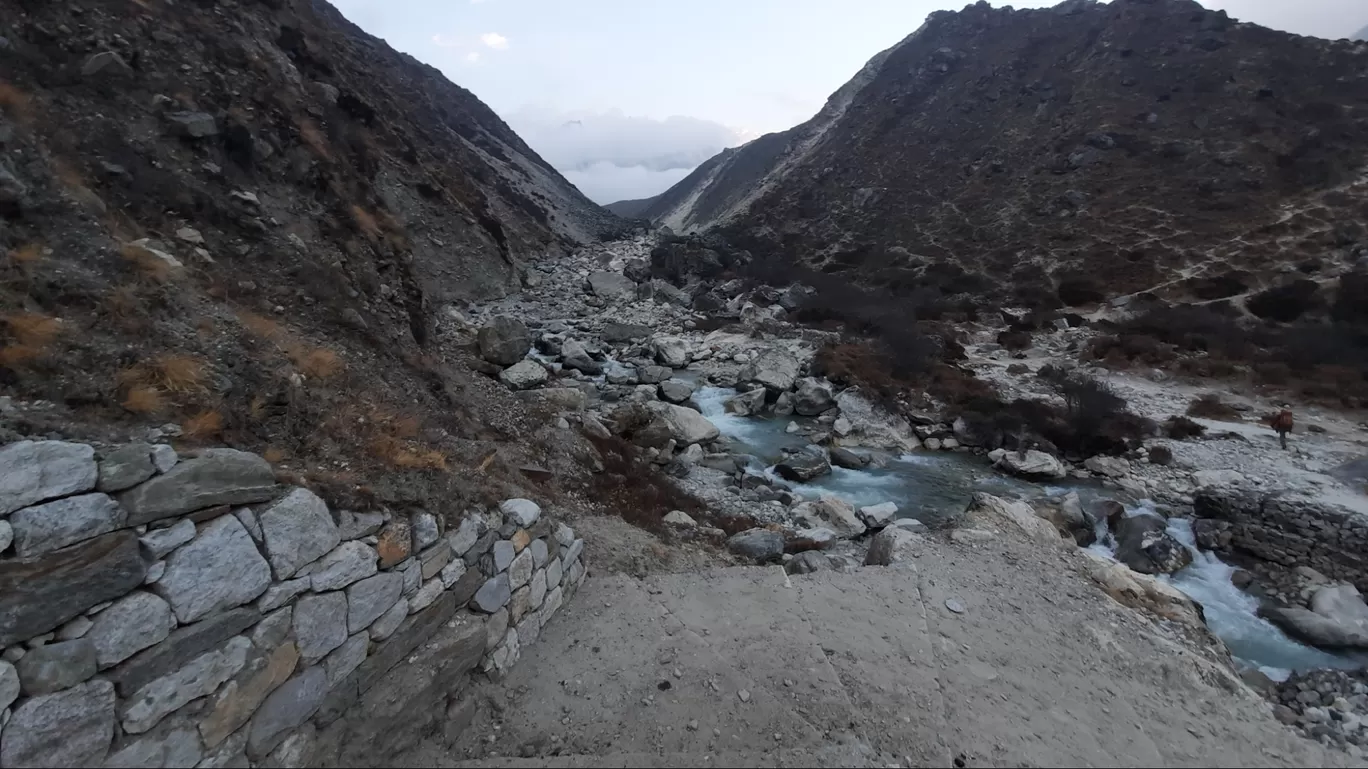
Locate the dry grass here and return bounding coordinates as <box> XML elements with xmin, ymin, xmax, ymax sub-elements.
<box><xmin>263</xmin><ymin>447</ymin><xmax>288</xmax><ymax>463</ymax></box>
<box><xmin>291</xmin><ymin>347</ymin><xmax>344</xmax><ymax>380</ymax></box>
<box><xmin>120</xmin><ymin>243</ymin><xmax>180</xmax><ymax>282</ymax></box>
<box><xmin>150</xmin><ymin>355</ymin><xmax>208</xmax><ymax>394</ymax></box>
<box><xmin>0</xmin><ymin>81</ymin><xmax>32</xmax><ymax>124</ymax></box>
<box><xmin>298</xmin><ymin>118</ymin><xmax>334</xmax><ymax>161</ymax></box>
<box><xmin>367</xmin><ymin>435</ymin><xmax>448</xmax><ymax>470</ymax></box>
<box><xmin>350</xmin><ymin>205</ymin><xmax>382</xmax><ymax>241</ymax></box>
<box><xmin>7</xmin><ymin>244</ymin><xmax>43</xmax><ymax>266</ymax></box>
<box><xmin>4</xmin><ymin>312</ymin><xmax>62</xmax><ymax>347</ymax></box>
<box><xmin>237</xmin><ymin>310</ymin><xmax>284</xmax><ymax>340</ymax></box>
<box><xmin>122</xmin><ymin>386</ymin><xmax>164</xmax><ymax>415</ymax></box>
<box><xmin>182</xmin><ymin>409</ymin><xmax>225</xmax><ymax>440</ymax></box>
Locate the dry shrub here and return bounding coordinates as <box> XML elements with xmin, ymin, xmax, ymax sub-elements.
<box><xmin>122</xmin><ymin>386</ymin><xmax>164</xmax><ymax>415</ymax></box>
<box><xmin>1186</xmin><ymin>393</ymin><xmax>1242</xmax><ymax>421</ymax></box>
<box><xmin>298</xmin><ymin>118</ymin><xmax>333</xmax><ymax>161</ymax></box>
<box><xmin>182</xmin><ymin>409</ymin><xmax>225</xmax><ymax>440</ymax></box>
<box><xmin>149</xmin><ymin>355</ymin><xmax>208</xmax><ymax>394</ymax></box>
<box><xmin>102</xmin><ymin>285</ymin><xmax>151</xmax><ymax>331</ymax></box>
<box><xmin>7</xmin><ymin>244</ymin><xmax>43</xmax><ymax>266</ymax></box>
<box><xmin>236</xmin><ymin>310</ymin><xmax>284</xmax><ymax>340</ymax></box>
<box><xmin>0</xmin><ymin>81</ymin><xmax>32</xmax><ymax>123</ymax></box>
<box><xmin>120</xmin><ymin>243</ymin><xmax>179</xmax><ymax>282</ymax></box>
<box><xmin>4</xmin><ymin>312</ymin><xmax>62</xmax><ymax>347</ymax></box>
<box><xmin>291</xmin><ymin>347</ymin><xmax>344</xmax><ymax>380</ymax></box>
<box><xmin>263</xmin><ymin>447</ymin><xmax>288</xmax><ymax>463</ymax></box>
<box><xmin>350</xmin><ymin>205</ymin><xmax>382</xmax><ymax>241</ymax></box>
<box><xmin>367</xmin><ymin>435</ymin><xmax>448</xmax><ymax>470</ymax></box>
<box><xmin>585</xmin><ymin>435</ymin><xmax>704</xmax><ymax>532</ymax></box>
<box><xmin>1165</xmin><ymin>415</ymin><xmax>1207</xmax><ymax>439</ymax></box>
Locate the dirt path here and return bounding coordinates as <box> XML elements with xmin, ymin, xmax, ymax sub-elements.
<box><xmin>394</xmin><ymin>528</ymin><xmax>1348</xmax><ymax>768</ymax></box>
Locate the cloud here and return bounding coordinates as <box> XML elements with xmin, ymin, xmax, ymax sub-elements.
<box><xmin>505</xmin><ymin>108</ymin><xmax>747</xmax><ymax>203</ymax></box>
<box><xmin>480</xmin><ymin>32</ymin><xmax>509</xmax><ymax>50</ymax></box>
<box><xmin>465</xmin><ymin>52</ymin><xmax>481</xmax><ymax>63</ymax></box>
<box><xmin>430</xmin><ymin>34</ymin><xmax>461</xmax><ymax>49</ymax></box>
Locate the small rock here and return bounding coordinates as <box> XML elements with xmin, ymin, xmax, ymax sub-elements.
<box><xmin>738</xmin><ymin>689</ymin><xmax>751</xmax><ymax>703</ymax></box>
<box><xmin>16</xmin><ymin>639</ymin><xmax>98</xmax><ymax>695</ymax></box>
<box><xmin>663</xmin><ymin>510</ymin><xmax>697</xmax><ymax>527</ymax></box>
<box><xmin>945</xmin><ymin>598</ymin><xmax>966</xmax><ymax>614</ymax></box>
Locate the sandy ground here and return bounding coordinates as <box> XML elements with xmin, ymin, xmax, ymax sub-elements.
<box><xmin>395</xmin><ymin>526</ymin><xmax>1349</xmax><ymax>768</ymax></box>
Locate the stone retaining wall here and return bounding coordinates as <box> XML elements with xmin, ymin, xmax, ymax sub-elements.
<box><xmin>1192</xmin><ymin>488</ymin><xmax>1368</xmax><ymax>591</ymax></box>
<box><xmin>0</xmin><ymin>440</ymin><xmax>585</xmax><ymax>768</ymax></box>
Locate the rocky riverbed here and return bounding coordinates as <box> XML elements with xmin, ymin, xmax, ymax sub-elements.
<box><xmin>443</xmin><ymin>234</ymin><xmax>1368</xmax><ymax>754</ymax></box>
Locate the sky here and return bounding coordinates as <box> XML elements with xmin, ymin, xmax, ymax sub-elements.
<box><xmin>330</xmin><ymin>0</ymin><xmax>1367</xmax><ymax>204</ymax></box>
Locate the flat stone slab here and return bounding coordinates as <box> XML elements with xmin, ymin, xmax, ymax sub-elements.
<box><xmin>0</xmin><ymin>531</ymin><xmax>147</xmax><ymax>646</ymax></box>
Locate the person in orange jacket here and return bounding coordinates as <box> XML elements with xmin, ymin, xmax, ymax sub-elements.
<box><xmin>1271</xmin><ymin>405</ymin><xmax>1294</xmax><ymax>450</ymax></box>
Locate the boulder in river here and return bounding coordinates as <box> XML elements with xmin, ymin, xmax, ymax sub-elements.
<box><xmin>858</xmin><ymin>502</ymin><xmax>898</xmax><ymax>529</ymax></box>
<box><xmin>740</xmin><ymin>347</ymin><xmax>800</xmax><ymax>393</ymax></box>
<box><xmin>1081</xmin><ymin>551</ymin><xmax>1205</xmax><ymax>628</ymax></box>
<box><xmin>833</xmin><ymin>389</ymin><xmax>918</xmax><ymax>451</ymax></box>
<box><xmin>653</xmin><ymin>337</ymin><xmax>690</xmax><ymax>368</ymax></box>
<box><xmin>624</xmin><ymin>402</ymin><xmax>720</xmax><ymax>448</ymax></box>
<box><xmin>1113</xmin><ymin>513</ymin><xmax>1192</xmax><ymax>575</ymax></box>
<box><xmin>1084</xmin><ymin>455</ymin><xmax>1130</xmax><ymax>478</ymax></box>
<box><xmin>792</xmin><ymin>496</ymin><xmax>865</xmax><ymax>539</ymax></box>
<box><xmin>829</xmin><ymin>446</ymin><xmax>870</xmax><ymax>470</ymax></box>
<box><xmin>964</xmin><ymin>493</ymin><xmax>1066</xmax><ymax>547</ymax></box>
<box><xmin>792</xmin><ymin>377</ymin><xmax>835</xmax><ymax>416</ymax></box>
<box><xmin>498</xmin><ymin>359</ymin><xmax>548</xmax><ymax>390</ymax></box>
<box><xmin>477</xmin><ymin>316</ymin><xmax>532</xmax><ymax>366</ymax></box>
<box><xmin>585</xmin><ymin>271</ymin><xmax>637</xmax><ymax>301</ymax></box>
<box><xmin>658</xmin><ymin>380</ymin><xmax>695</xmax><ymax>404</ymax></box>
<box><xmin>724</xmin><ymin>387</ymin><xmax>767</xmax><ymax>416</ymax></box>
<box><xmin>602</xmin><ymin>321</ymin><xmax>652</xmax><ymax>342</ymax></box>
<box><xmin>1262</xmin><ymin>584</ymin><xmax>1368</xmax><ymax>650</ymax></box>
<box><xmin>995</xmin><ymin>449</ymin><xmax>1067</xmax><ymax>480</ymax></box>
<box><xmin>774</xmin><ymin>450</ymin><xmax>831</xmax><ymax>482</ymax></box>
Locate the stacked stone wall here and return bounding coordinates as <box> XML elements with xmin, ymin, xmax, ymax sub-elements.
<box><xmin>0</xmin><ymin>440</ymin><xmax>585</xmax><ymax>767</ymax></box>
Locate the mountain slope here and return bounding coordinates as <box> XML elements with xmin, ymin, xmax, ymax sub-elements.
<box><xmin>604</xmin><ymin>197</ymin><xmax>657</xmax><ymax>218</ymax></box>
<box><xmin>0</xmin><ymin>0</ymin><xmax>616</xmax><ymax>511</ymax></box>
<box><xmin>648</xmin><ymin>0</ymin><xmax>1368</xmax><ymax>309</ymax></box>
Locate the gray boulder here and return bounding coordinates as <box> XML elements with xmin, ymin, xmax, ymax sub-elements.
<box><xmin>0</xmin><ymin>679</ymin><xmax>116</xmax><ymax>767</ymax></box>
<box><xmin>785</xmin><ymin>550</ymin><xmax>834</xmax><ymax>575</ymax></box>
<box><xmin>10</xmin><ymin>493</ymin><xmax>124</xmax><ymax>557</ymax></box>
<box><xmin>1113</xmin><ymin>514</ymin><xmax>1192</xmax><ymax>575</ymax></box>
<box><xmin>864</xmin><ymin>526</ymin><xmax>923</xmax><ymax>566</ymax></box>
<box><xmin>1263</xmin><ymin>584</ymin><xmax>1368</xmax><ymax>650</ymax></box>
<box><xmin>154</xmin><ymin>514</ymin><xmax>272</xmax><ymax>623</ymax></box>
<box><xmin>477</xmin><ymin>316</ymin><xmax>532</xmax><ymax>366</ymax></box>
<box><xmin>726</xmin><ymin>529</ymin><xmax>784</xmax><ymax>562</ymax></box>
<box><xmin>602</xmin><ymin>321</ymin><xmax>652</xmax><ymax>342</ymax></box>
<box><xmin>724</xmin><ymin>387</ymin><xmax>767</xmax><ymax>416</ymax></box>
<box><xmin>792</xmin><ymin>377</ymin><xmax>835</xmax><ymax>416</ymax></box>
<box><xmin>740</xmin><ymin>348</ymin><xmax>800</xmax><ymax>393</ymax></box>
<box><xmin>996</xmin><ymin>449</ymin><xmax>1067</xmax><ymax>480</ymax></box>
<box><xmin>498</xmin><ymin>359</ymin><xmax>548</xmax><ymax>390</ymax></box>
<box><xmin>258</xmin><ymin>488</ymin><xmax>340</xmax><ymax>580</ymax></box>
<box><xmin>638</xmin><ymin>365</ymin><xmax>673</xmax><ymax>384</ymax></box>
<box><xmin>659</xmin><ymin>379</ymin><xmax>695</xmax><ymax>404</ymax></box>
<box><xmin>653</xmin><ymin>337</ymin><xmax>690</xmax><ymax>368</ymax></box>
<box><xmin>585</xmin><ymin>271</ymin><xmax>637</xmax><ymax>301</ymax></box>
<box><xmin>792</xmin><ymin>496</ymin><xmax>866</xmax><ymax>539</ymax></box>
<box><xmin>16</xmin><ymin>639</ymin><xmax>98</xmax><ymax>695</ymax></box>
<box><xmin>774</xmin><ymin>450</ymin><xmax>831</xmax><ymax>483</ymax></box>
<box><xmin>829</xmin><ymin>446</ymin><xmax>870</xmax><ymax>469</ymax></box>
<box><xmin>96</xmin><ymin>444</ymin><xmax>157</xmax><ymax>492</ymax></box>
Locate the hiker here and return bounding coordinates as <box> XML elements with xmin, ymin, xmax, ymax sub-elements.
<box><xmin>1271</xmin><ymin>405</ymin><xmax>1294</xmax><ymax>450</ymax></box>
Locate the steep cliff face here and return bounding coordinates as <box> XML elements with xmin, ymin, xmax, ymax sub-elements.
<box><xmin>0</xmin><ymin>0</ymin><xmax>615</xmax><ymax>510</ymax></box>
<box><xmin>649</xmin><ymin>0</ymin><xmax>1368</xmax><ymax>309</ymax></box>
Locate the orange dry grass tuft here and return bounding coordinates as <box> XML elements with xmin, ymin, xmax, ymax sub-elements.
<box><xmin>150</xmin><ymin>355</ymin><xmax>208</xmax><ymax>394</ymax></box>
<box><xmin>7</xmin><ymin>244</ymin><xmax>43</xmax><ymax>266</ymax></box>
<box><xmin>122</xmin><ymin>386</ymin><xmax>164</xmax><ymax>415</ymax></box>
<box><xmin>368</xmin><ymin>436</ymin><xmax>448</xmax><ymax>470</ymax></box>
<box><xmin>4</xmin><ymin>312</ymin><xmax>62</xmax><ymax>347</ymax></box>
<box><xmin>263</xmin><ymin>447</ymin><xmax>288</xmax><ymax>463</ymax></box>
<box><xmin>350</xmin><ymin>206</ymin><xmax>383</xmax><ymax>241</ymax></box>
<box><xmin>291</xmin><ymin>347</ymin><xmax>344</xmax><ymax>380</ymax></box>
<box><xmin>0</xmin><ymin>81</ymin><xmax>32</xmax><ymax>123</ymax></box>
<box><xmin>182</xmin><ymin>409</ymin><xmax>225</xmax><ymax>440</ymax></box>
<box><xmin>298</xmin><ymin>118</ymin><xmax>333</xmax><ymax>161</ymax></box>
<box><xmin>120</xmin><ymin>243</ymin><xmax>179</xmax><ymax>282</ymax></box>
<box><xmin>236</xmin><ymin>310</ymin><xmax>284</xmax><ymax>340</ymax></box>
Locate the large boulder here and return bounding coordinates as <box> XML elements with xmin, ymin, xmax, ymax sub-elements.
<box><xmin>996</xmin><ymin>449</ymin><xmax>1067</xmax><ymax>480</ymax></box>
<box><xmin>560</xmin><ymin>339</ymin><xmax>602</xmax><ymax>375</ymax></box>
<box><xmin>739</xmin><ymin>348</ymin><xmax>800</xmax><ymax>393</ymax></box>
<box><xmin>724</xmin><ymin>387</ymin><xmax>768</xmax><ymax>416</ymax></box>
<box><xmin>829</xmin><ymin>446</ymin><xmax>871</xmax><ymax>469</ymax></box>
<box><xmin>623</xmin><ymin>402</ymin><xmax>720</xmax><ymax>448</ymax></box>
<box><xmin>791</xmin><ymin>496</ymin><xmax>865</xmax><ymax>539</ymax></box>
<box><xmin>1263</xmin><ymin>585</ymin><xmax>1368</xmax><ymax>650</ymax></box>
<box><xmin>792</xmin><ymin>378</ymin><xmax>835</xmax><ymax>416</ymax></box>
<box><xmin>1081</xmin><ymin>551</ymin><xmax>1205</xmax><ymax>628</ymax></box>
<box><xmin>963</xmin><ymin>493</ymin><xmax>1065</xmax><ymax>547</ymax></box>
<box><xmin>864</xmin><ymin>526</ymin><xmax>922</xmax><ymax>566</ymax></box>
<box><xmin>1113</xmin><ymin>514</ymin><xmax>1192</xmax><ymax>575</ymax></box>
<box><xmin>602</xmin><ymin>321</ymin><xmax>652</xmax><ymax>343</ymax></box>
<box><xmin>774</xmin><ymin>451</ymin><xmax>831</xmax><ymax>483</ymax></box>
<box><xmin>653</xmin><ymin>337</ymin><xmax>690</xmax><ymax>368</ymax></box>
<box><xmin>833</xmin><ymin>389</ymin><xmax>918</xmax><ymax>451</ymax></box>
<box><xmin>477</xmin><ymin>316</ymin><xmax>532</xmax><ymax>366</ymax></box>
<box><xmin>498</xmin><ymin>360</ymin><xmax>548</xmax><ymax>390</ymax></box>
<box><xmin>1084</xmin><ymin>455</ymin><xmax>1130</xmax><ymax>478</ymax></box>
<box><xmin>585</xmin><ymin>271</ymin><xmax>637</xmax><ymax>301</ymax></box>
<box><xmin>778</xmin><ymin>284</ymin><xmax>817</xmax><ymax>311</ymax></box>
<box><xmin>726</xmin><ymin>529</ymin><xmax>784</xmax><ymax>562</ymax></box>
<box><xmin>1041</xmin><ymin>491</ymin><xmax>1097</xmax><ymax>547</ymax></box>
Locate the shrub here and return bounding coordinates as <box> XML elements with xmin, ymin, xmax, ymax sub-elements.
<box><xmin>1246</xmin><ymin>279</ymin><xmax>1321</xmax><ymax>322</ymax></box>
<box><xmin>585</xmin><ymin>435</ymin><xmax>704</xmax><ymax>532</ymax></box>
<box><xmin>1164</xmin><ymin>415</ymin><xmax>1207</xmax><ymax>439</ymax></box>
<box><xmin>1187</xmin><ymin>394</ymin><xmax>1241</xmax><ymax>420</ymax></box>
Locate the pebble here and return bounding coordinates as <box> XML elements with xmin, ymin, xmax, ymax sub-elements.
<box><xmin>945</xmin><ymin>598</ymin><xmax>966</xmax><ymax>614</ymax></box>
<box><xmin>687</xmin><ymin>720</ymin><xmax>699</xmax><ymax>731</ymax></box>
<box><xmin>738</xmin><ymin>689</ymin><xmax>751</xmax><ymax>703</ymax></box>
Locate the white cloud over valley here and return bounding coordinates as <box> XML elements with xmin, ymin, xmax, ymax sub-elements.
<box><xmin>480</xmin><ymin>32</ymin><xmax>509</xmax><ymax>50</ymax></box>
<box><xmin>506</xmin><ymin>108</ymin><xmax>747</xmax><ymax>203</ymax></box>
